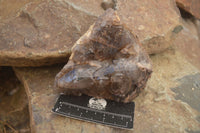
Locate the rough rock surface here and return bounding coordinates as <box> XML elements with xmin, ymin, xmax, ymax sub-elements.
<box><xmin>63</xmin><ymin>0</ymin><xmax>106</xmax><ymax>17</ymax></box>
<box><xmin>0</xmin><ymin>67</ymin><xmax>30</xmax><ymax>133</ymax></box>
<box><xmin>14</xmin><ymin>49</ymin><xmax>200</xmax><ymax>133</ymax></box>
<box><xmin>115</xmin><ymin>0</ymin><xmax>182</xmax><ymax>54</ymax></box>
<box><xmin>174</xmin><ymin>19</ymin><xmax>200</xmax><ymax>69</ymax></box>
<box><xmin>55</xmin><ymin>9</ymin><xmax>152</xmax><ymax>102</ymax></box>
<box><xmin>61</xmin><ymin>0</ymin><xmax>183</xmax><ymax>54</ymax></box>
<box><xmin>0</xmin><ymin>0</ymin><xmax>96</xmax><ymax>66</ymax></box>
<box><xmin>176</xmin><ymin>0</ymin><xmax>200</xmax><ymax>19</ymax></box>
<box><xmin>0</xmin><ymin>0</ymin><xmax>182</xmax><ymax>67</ymax></box>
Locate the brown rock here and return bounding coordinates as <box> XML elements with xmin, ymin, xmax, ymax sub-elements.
<box><xmin>116</xmin><ymin>0</ymin><xmax>182</xmax><ymax>54</ymax></box>
<box><xmin>176</xmin><ymin>0</ymin><xmax>200</xmax><ymax>19</ymax></box>
<box><xmin>0</xmin><ymin>0</ymin><xmax>96</xmax><ymax>66</ymax></box>
<box><xmin>0</xmin><ymin>0</ymin><xmax>183</xmax><ymax>67</ymax></box>
<box><xmin>63</xmin><ymin>0</ymin><xmax>105</xmax><ymax>17</ymax></box>
<box><xmin>174</xmin><ymin>19</ymin><xmax>200</xmax><ymax>69</ymax></box>
<box><xmin>55</xmin><ymin>9</ymin><xmax>152</xmax><ymax>102</ymax></box>
<box><xmin>0</xmin><ymin>67</ymin><xmax>30</xmax><ymax>133</ymax></box>
<box><xmin>14</xmin><ymin>49</ymin><xmax>200</xmax><ymax>133</ymax></box>
<box><xmin>50</xmin><ymin>0</ymin><xmax>183</xmax><ymax>54</ymax></box>
<box><xmin>14</xmin><ymin>65</ymin><xmax>115</xmax><ymax>133</ymax></box>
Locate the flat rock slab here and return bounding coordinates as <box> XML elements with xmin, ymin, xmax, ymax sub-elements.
<box><xmin>171</xmin><ymin>73</ymin><xmax>200</xmax><ymax>112</ymax></box>
<box><xmin>14</xmin><ymin>49</ymin><xmax>200</xmax><ymax>133</ymax></box>
<box><xmin>0</xmin><ymin>0</ymin><xmax>182</xmax><ymax>67</ymax></box>
<box><xmin>176</xmin><ymin>0</ymin><xmax>200</xmax><ymax>19</ymax></box>
<box><xmin>0</xmin><ymin>0</ymin><xmax>96</xmax><ymax>66</ymax></box>
<box><xmin>174</xmin><ymin>19</ymin><xmax>200</xmax><ymax>70</ymax></box>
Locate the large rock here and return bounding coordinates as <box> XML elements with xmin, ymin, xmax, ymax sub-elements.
<box><xmin>0</xmin><ymin>0</ymin><xmax>96</xmax><ymax>66</ymax></box>
<box><xmin>14</xmin><ymin>49</ymin><xmax>200</xmax><ymax>133</ymax></box>
<box><xmin>174</xmin><ymin>19</ymin><xmax>200</xmax><ymax>69</ymax></box>
<box><xmin>0</xmin><ymin>0</ymin><xmax>182</xmax><ymax>66</ymax></box>
<box><xmin>176</xmin><ymin>0</ymin><xmax>200</xmax><ymax>19</ymax></box>
<box><xmin>61</xmin><ymin>0</ymin><xmax>183</xmax><ymax>54</ymax></box>
<box><xmin>55</xmin><ymin>9</ymin><xmax>152</xmax><ymax>102</ymax></box>
<box><xmin>115</xmin><ymin>0</ymin><xmax>182</xmax><ymax>54</ymax></box>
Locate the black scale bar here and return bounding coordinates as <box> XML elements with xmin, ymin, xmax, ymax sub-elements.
<box><xmin>52</xmin><ymin>95</ymin><xmax>135</xmax><ymax>129</ymax></box>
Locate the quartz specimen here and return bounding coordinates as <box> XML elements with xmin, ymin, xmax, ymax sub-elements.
<box><xmin>55</xmin><ymin>9</ymin><xmax>152</xmax><ymax>102</ymax></box>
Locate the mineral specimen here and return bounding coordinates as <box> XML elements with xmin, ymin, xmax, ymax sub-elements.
<box><xmin>55</xmin><ymin>9</ymin><xmax>152</xmax><ymax>102</ymax></box>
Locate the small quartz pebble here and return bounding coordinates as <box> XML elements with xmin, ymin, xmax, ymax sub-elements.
<box><xmin>55</xmin><ymin>9</ymin><xmax>152</xmax><ymax>102</ymax></box>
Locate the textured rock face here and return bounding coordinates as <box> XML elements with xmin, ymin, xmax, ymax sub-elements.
<box><xmin>55</xmin><ymin>9</ymin><xmax>152</xmax><ymax>102</ymax></box>
<box><xmin>61</xmin><ymin>0</ymin><xmax>183</xmax><ymax>54</ymax></box>
<box><xmin>0</xmin><ymin>0</ymin><xmax>96</xmax><ymax>66</ymax></box>
<box><xmin>116</xmin><ymin>0</ymin><xmax>182</xmax><ymax>54</ymax></box>
<box><xmin>14</xmin><ymin>49</ymin><xmax>200</xmax><ymax>133</ymax></box>
<box><xmin>0</xmin><ymin>0</ymin><xmax>182</xmax><ymax>67</ymax></box>
<box><xmin>176</xmin><ymin>0</ymin><xmax>200</xmax><ymax>19</ymax></box>
<box><xmin>174</xmin><ymin>19</ymin><xmax>200</xmax><ymax>69</ymax></box>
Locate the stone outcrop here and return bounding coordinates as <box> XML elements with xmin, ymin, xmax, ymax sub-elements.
<box><xmin>115</xmin><ymin>0</ymin><xmax>182</xmax><ymax>54</ymax></box>
<box><xmin>14</xmin><ymin>49</ymin><xmax>200</xmax><ymax>133</ymax></box>
<box><xmin>61</xmin><ymin>0</ymin><xmax>183</xmax><ymax>54</ymax></box>
<box><xmin>0</xmin><ymin>0</ymin><xmax>182</xmax><ymax>67</ymax></box>
<box><xmin>0</xmin><ymin>0</ymin><xmax>96</xmax><ymax>66</ymax></box>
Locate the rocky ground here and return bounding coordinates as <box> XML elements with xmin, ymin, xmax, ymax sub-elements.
<box><xmin>0</xmin><ymin>0</ymin><xmax>200</xmax><ymax>133</ymax></box>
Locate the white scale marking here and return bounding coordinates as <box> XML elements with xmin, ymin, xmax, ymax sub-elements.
<box><xmin>57</xmin><ymin>110</ymin><xmax>129</xmax><ymax>128</ymax></box>
<box><xmin>57</xmin><ymin>102</ymin><xmax>132</xmax><ymax>128</ymax></box>
<box><xmin>61</xmin><ymin>102</ymin><xmax>131</xmax><ymax>119</ymax></box>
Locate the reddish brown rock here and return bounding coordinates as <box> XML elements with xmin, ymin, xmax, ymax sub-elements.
<box><xmin>14</xmin><ymin>65</ymin><xmax>115</xmax><ymax>133</ymax></box>
<box><xmin>0</xmin><ymin>0</ymin><xmax>183</xmax><ymax>67</ymax></box>
<box><xmin>0</xmin><ymin>0</ymin><xmax>96</xmax><ymax>66</ymax></box>
<box><xmin>52</xmin><ymin>0</ymin><xmax>183</xmax><ymax>54</ymax></box>
<box><xmin>176</xmin><ymin>0</ymin><xmax>200</xmax><ymax>19</ymax></box>
<box><xmin>116</xmin><ymin>0</ymin><xmax>182</xmax><ymax>54</ymax></box>
<box><xmin>174</xmin><ymin>19</ymin><xmax>200</xmax><ymax>69</ymax></box>
<box><xmin>55</xmin><ymin>9</ymin><xmax>152</xmax><ymax>102</ymax></box>
<box><xmin>14</xmin><ymin>49</ymin><xmax>200</xmax><ymax>133</ymax></box>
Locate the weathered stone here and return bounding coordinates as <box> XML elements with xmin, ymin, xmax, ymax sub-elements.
<box><xmin>116</xmin><ymin>0</ymin><xmax>182</xmax><ymax>54</ymax></box>
<box><xmin>171</xmin><ymin>73</ymin><xmax>200</xmax><ymax>112</ymax></box>
<box><xmin>55</xmin><ymin>9</ymin><xmax>152</xmax><ymax>102</ymax></box>
<box><xmin>63</xmin><ymin>0</ymin><xmax>105</xmax><ymax>17</ymax></box>
<box><xmin>0</xmin><ymin>67</ymin><xmax>30</xmax><ymax>133</ymax></box>
<box><xmin>0</xmin><ymin>0</ymin><xmax>96</xmax><ymax>66</ymax></box>
<box><xmin>176</xmin><ymin>0</ymin><xmax>200</xmax><ymax>19</ymax></box>
<box><xmin>14</xmin><ymin>49</ymin><xmax>200</xmax><ymax>133</ymax></box>
<box><xmin>14</xmin><ymin>65</ymin><xmax>115</xmax><ymax>133</ymax></box>
<box><xmin>0</xmin><ymin>0</ymin><xmax>183</xmax><ymax>66</ymax></box>
<box><xmin>50</xmin><ymin>0</ymin><xmax>182</xmax><ymax>54</ymax></box>
<box><xmin>174</xmin><ymin>19</ymin><xmax>200</xmax><ymax>69</ymax></box>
